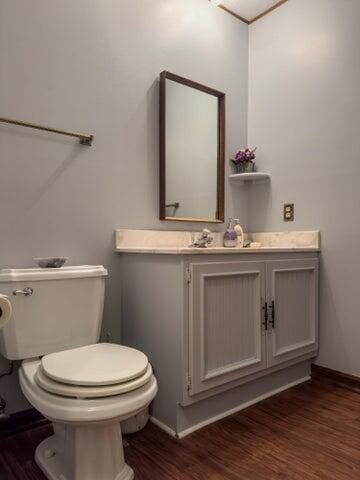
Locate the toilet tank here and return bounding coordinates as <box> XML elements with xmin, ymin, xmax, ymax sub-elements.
<box><xmin>0</xmin><ymin>266</ymin><xmax>108</xmax><ymax>360</ymax></box>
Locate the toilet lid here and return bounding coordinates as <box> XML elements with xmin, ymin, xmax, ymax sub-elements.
<box><xmin>36</xmin><ymin>363</ymin><xmax>153</xmax><ymax>398</ymax></box>
<box><xmin>41</xmin><ymin>343</ymin><xmax>149</xmax><ymax>386</ymax></box>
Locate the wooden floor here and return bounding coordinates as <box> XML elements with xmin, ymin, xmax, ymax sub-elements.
<box><xmin>0</xmin><ymin>376</ymin><xmax>359</xmax><ymax>480</ymax></box>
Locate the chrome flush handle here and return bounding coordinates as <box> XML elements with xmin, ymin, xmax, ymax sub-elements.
<box><xmin>13</xmin><ymin>287</ymin><xmax>34</xmax><ymax>297</ymax></box>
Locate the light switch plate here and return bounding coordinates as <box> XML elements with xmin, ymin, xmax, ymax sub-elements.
<box><xmin>283</xmin><ymin>203</ymin><xmax>294</xmax><ymax>222</ymax></box>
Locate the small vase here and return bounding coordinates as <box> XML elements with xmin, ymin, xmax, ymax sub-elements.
<box><xmin>234</xmin><ymin>162</ymin><xmax>255</xmax><ymax>174</ymax></box>
<box><xmin>244</xmin><ymin>161</ymin><xmax>255</xmax><ymax>173</ymax></box>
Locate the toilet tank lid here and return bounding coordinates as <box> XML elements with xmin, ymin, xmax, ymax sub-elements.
<box><xmin>0</xmin><ymin>265</ymin><xmax>108</xmax><ymax>282</ymax></box>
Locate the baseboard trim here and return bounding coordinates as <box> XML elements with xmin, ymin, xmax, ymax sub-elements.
<box><xmin>0</xmin><ymin>408</ymin><xmax>48</xmax><ymax>439</ymax></box>
<box><xmin>149</xmin><ymin>416</ymin><xmax>178</xmax><ymax>438</ymax></box>
<box><xmin>177</xmin><ymin>375</ymin><xmax>310</xmax><ymax>438</ymax></box>
<box><xmin>151</xmin><ymin>376</ymin><xmax>310</xmax><ymax>440</ymax></box>
<box><xmin>312</xmin><ymin>364</ymin><xmax>360</xmax><ymax>392</ymax></box>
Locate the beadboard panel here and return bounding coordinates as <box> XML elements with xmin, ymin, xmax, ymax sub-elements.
<box><xmin>267</xmin><ymin>259</ymin><xmax>319</xmax><ymax>367</ymax></box>
<box><xmin>275</xmin><ymin>269</ymin><xmax>312</xmax><ymax>348</ymax></box>
<box><xmin>189</xmin><ymin>261</ymin><xmax>267</xmax><ymax>395</ymax></box>
<box><xmin>204</xmin><ymin>272</ymin><xmax>259</xmax><ymax>373</ymax></box>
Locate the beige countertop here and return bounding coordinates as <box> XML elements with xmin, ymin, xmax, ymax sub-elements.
<box><xmin>114</xmin><ymin>229</ymin><xmax>320</xmax><ymax>254</ymax></box>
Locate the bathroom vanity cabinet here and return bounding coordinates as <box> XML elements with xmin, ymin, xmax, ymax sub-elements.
<box><xmin>187</xmin><ymin>258</ymin><xmax>318</xmax><ymax>397</ymax></box>
<box><xmin>116</xmin><ymin>230</ymin><xmax>320</xmax><ymax>437</ymax></box>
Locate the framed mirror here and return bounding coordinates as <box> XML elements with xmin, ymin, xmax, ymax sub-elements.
<box><xmin>159</xmin><ymin>71</ymin><xmax>225</xmax><ymax>223</ymax></box>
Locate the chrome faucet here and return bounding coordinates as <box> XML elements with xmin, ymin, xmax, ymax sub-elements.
<box><xmin>190</xmin><ymin>229</ymin><xmax>213</xmax><ymax>248</ymax></box>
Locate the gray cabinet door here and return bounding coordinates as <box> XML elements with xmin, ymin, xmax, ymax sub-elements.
<box><xmin>266</xmin><ymin>259</ymin><xmax>319</xmax><ymax>367</ymax></box>
<box><xmin>188</xmin><ymin>261</ymin><xmax>267</xmax><ymax>396</ymax></box>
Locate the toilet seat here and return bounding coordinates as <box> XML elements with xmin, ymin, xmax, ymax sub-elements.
<box><xmin>19</xmin><ymin>358</ymin><xmax>158</xmax><ymax>424</ymax></box>
<box><xmin>41</xmin><ymin>343</ymin><xmax>148</xmax><ymax>386</ymax></box>
<box><xmin>35</xmin><ymin>363</ymin><xmax>153</xmax><ymax>398</ymax></box>
<box><xmin>36</xmin><ymin>343</ymin><xmax>152</xmax><ymax>399</ymax></box>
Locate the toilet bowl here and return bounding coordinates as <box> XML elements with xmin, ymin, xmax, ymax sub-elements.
<box><xmin>0</xmin><ymin>266</ymin><xmax>158</xmax><ymax>480</ymax></box>
<box><xmin>19</xmin><ymin>346</ymin><xmax>157</xmax><ymax>480</ymax></box>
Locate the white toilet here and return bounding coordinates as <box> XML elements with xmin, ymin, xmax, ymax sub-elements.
<box><xmin>0</xmin><ymin>266</ymin><xmax>157</xmax><ymax>480</ymax></box>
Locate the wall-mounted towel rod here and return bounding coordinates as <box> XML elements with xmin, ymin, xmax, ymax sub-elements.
<box><xmin>0</xmin><ymin>117</ymin><xmax>94</xmax><ymax>146</ymax></box>
<box><xmin>166</xmin><ymin>202</ymin><xmax>180</xmax><ymax>209</ymax></box>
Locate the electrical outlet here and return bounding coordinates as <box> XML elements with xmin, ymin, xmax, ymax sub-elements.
<box><xmin>284</xmin><ymin>203</ymin><xmax>294</xmax><ymax>222</ymax></box>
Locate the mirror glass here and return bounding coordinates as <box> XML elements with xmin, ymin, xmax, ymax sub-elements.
<box><xmin>160</xmin><ymin>72</ymin><xmax>225</xmax><ymax>223</ymax></box>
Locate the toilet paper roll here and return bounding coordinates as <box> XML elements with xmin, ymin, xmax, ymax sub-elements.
<box><xmin>0</xmin><ymin>295</ymin><xmax>12</xmax><ymax>329</ymax></box>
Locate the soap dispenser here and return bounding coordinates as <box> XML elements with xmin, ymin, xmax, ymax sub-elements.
<box><xmin>223</xmin><ymin>219</ymin><xmax>237</xmax><ymax>248</ymax></box>
<box><xmin>233</xmin><ymin>219</ymin><xmax>244</xmax><ymax>248</ymax></box>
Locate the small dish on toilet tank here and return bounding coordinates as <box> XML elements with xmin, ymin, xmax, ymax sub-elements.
<box><xmin>33</xmin><ymin>257</ymin><xmax>69</xmax><ymax>268</ymax></box>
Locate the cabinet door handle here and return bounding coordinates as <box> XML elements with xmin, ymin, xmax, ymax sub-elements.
<box><xmin>262</xmin><ymin>302</ymin><xmax>268</xmax><ymax>330</ymax></box>
<box><xmin>269</xmin><ymin>300</ymin><xmax>275</xmax><ymax>328</ymax></box>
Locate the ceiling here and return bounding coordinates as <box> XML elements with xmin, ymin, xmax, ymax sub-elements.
<box><xmin>216</xmin><ymin>0</ymin><xmax>288</xmax><ymax>23</ymax></box>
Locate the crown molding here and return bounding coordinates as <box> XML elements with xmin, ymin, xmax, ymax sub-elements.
<box><xmin>218</xmin><ymin>5</ymin><xmax>249</xmax><ymax>24</ymax></box>
<box><xmin>249</xmin><ymin>0</ymin><xmax>288</xmax><ymax>23</ymax></box>
<box><xmin>214</xmin><ymin>0</ymin><xmax>288</xmax><ymax>25</ymax></box>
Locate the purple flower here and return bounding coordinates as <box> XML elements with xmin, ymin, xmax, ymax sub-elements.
<box><xmin>231</xmin><ymin>147</ymin><xmax>257</xmax><ymax>165</ymax></box>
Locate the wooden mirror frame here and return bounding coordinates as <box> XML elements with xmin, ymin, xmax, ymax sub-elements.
<box><xmin>159</xmin><ymin>71</ymin><xmax>225</xmax><ymax>223</ymax></box>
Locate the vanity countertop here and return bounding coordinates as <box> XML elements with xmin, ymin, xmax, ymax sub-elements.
<box><xmin>115</xmin><ymin>230</ymin><xmax>320</xmax><ymax>254</ymax></box>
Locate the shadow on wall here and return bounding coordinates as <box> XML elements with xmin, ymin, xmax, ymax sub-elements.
<box><xmin>101</xmin><ymin>250</ymin><xmax>123</xmax><ymax>345</ymax></box>
<box><xmin>318</xmin><ymin>259</ymin><xmax>354</xmax><ymax>374</ymax></box>
<box><xmin>248</xmin><ymin>181</ymin><xmax>271</xmax><ymax>231</ymax></box>
<box><xmin>0</xmin><ymin>127</ymin><xmax>89</xmax><ymax>243</ymax></box>
<box><xmin>25</xmin><ymin>146</ymin><xmax>88</xmax><ymax>212</ymax></box>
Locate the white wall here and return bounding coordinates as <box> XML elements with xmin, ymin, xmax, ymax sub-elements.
<box><xmin>249</xmin><ymin>0</ymin><xmax>360</xmax><ymax>376</ymax></box>
<box><xmin>0</xmin><ymin>1</ymin><xmax>248</xmax><ymax>412</ymax></box>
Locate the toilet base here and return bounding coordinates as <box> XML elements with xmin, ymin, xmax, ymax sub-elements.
<box><xmin>35</xmin><ymin>422</ymin><xmax>134</xmax><ymax>480</ymax></box>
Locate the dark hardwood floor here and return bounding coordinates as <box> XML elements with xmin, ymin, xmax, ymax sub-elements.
<box><xmin>0</xmin><ymin>376</ymin><xmax>359</xmax><ymax>479</ymax></box>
